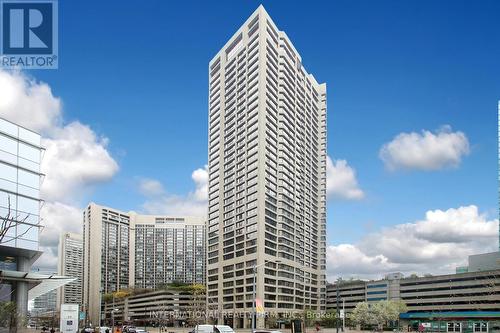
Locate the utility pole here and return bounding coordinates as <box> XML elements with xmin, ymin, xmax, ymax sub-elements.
<box><xmin>342</xmin><ymin>299</ymin><xmax>345</xmax><ymax>332</ymax></box>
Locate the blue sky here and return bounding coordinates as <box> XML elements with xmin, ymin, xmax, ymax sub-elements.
<box><xmin>3</xmin><ymin>0</ymin><xmax>499</xmax><ymax>276</ymax></box>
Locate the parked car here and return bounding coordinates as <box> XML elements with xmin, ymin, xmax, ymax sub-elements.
<box><xmin>125</xmin><ymin>327</ymin><xmax>137</xmax><ymax>333</ymax></box>
<box><xmin>98</xmin><ymin>327</ymin><xmax>110</xmax><ymax>333</ymax></box>
<box><xmin>191</xmin><ymin>325</ymin><xmax>235</xmax><ymax>333</ymax></box>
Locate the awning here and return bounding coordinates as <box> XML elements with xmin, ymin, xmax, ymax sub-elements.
<box><xmin>400</xmin><ymin>311</ymin><xmax>500</xmax><ymax>319</ymax></box>
<box><xmin>0</xmin><ymin>269</ymin><xmax>76</xmax><ymax>300</ymax></box>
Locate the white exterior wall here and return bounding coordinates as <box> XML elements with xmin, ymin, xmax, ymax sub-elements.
<box><xmin>207</xmin><ymin>6</ymin><xmax>327</xmax><ymax>326</ymax></box>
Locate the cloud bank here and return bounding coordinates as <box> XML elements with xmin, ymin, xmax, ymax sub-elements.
<box><xmin>379</xmin><ymin>126</ymin><xmax>470</xmax><ymax>171</ymax></box>
<box><xmin>0</xmin><ymin>69</ymin><xmax>119</xmax><ymax>271</ymax></box>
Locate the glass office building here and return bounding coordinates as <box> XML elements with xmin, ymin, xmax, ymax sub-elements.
<box><xmin>0</xmin><ymin>117</ymin><xmax>43</xmax><ymax>324</ymax></box>
<box><xmin>0</xmin><ymin>118</ymin><xmax>42</xmax><ymax>251</ymax></box>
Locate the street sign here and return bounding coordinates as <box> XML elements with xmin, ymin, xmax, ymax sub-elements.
<box><xmin>339</xmin><ymin>310</ymin><xmax>345</xmax><ymax>319</ymax></box>
<box><xmin>60</xmin><ymin>304</ymin><xmax>79</xmax><ymax>333</ymax></box>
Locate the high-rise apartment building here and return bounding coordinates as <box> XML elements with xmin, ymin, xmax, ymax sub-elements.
<box><xmin>207</xmin><ymin>6</ymin><xmax>327</xmax><ymax>327</ymax></box>
<box><xmin>57</xmin><ymin>232</ymin><xmax>83</xmax><ymax>308</ymax></box>
<box><xmin>134</xmin><ymin>214</ymin><xmax>206</xmax><ymax>289</ymax></box>
<box><xmin>0</xmin><ymin>118</ymin><xmax>43</xmax><ymax>319</ymax></box>
<box><xmin>83</xmin><ymin>203</ymin><xmax>131</xmax><ymax>325</ymax></box>
<box><xmin>82</xmin><ymin>203</ymin><xmax>206</xmax><ymax>326</ymax></box>
<box><xmin>32</xmin><ymin>289</ymin><xmax>57</xmax><ymax>316</ymax></box>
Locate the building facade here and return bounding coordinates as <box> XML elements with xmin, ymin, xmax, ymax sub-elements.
<box><xmin>57</xmin><ymin>232</ymin><xmax>83</xmax><ymax>308</ymax></box>
<box><xmin>102</xmin><ymin>288</ymin><xmax>205</xmax><ymax>326</ymax></box>
<box><xmin>327</xmin><ymin>270</ymin><xmax>500</xmax><ymax>332</ymax></box>
<box><xmin>32</xmin><ymin>289</ymin><xmax>57</xmax><ymax>317</ymax></box>
<box><xmin>468</xmin><ymin>252</ymin><xmax>500</xmax><ymax>273</ymax></box>
<box><xmin>0</xmin><ymin>117</ymin><xmax>43</xmax><ymax>320</ymax></box>
<box><xmin>207</xmin><ymin>5</ymin><xmax>327</xmax><ymax>327</ymax></box>
<box><xmin>134</xmin><ymin>214</ymin><xmax>206</xmax><ymax>289</ymax></box>
<box><xmin>83</xmin><ymin>203</ymin><xmax>132</xmax><ymax>326</ymax></box>
<box><xmin>82</xmin><ymin>203</ymin><xmax>206</xmax><ymax>326</ymax></box>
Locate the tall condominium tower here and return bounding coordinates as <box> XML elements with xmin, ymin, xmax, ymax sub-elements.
<box><xmin>57</xmin><ymin>232</ymin><xmax>83</xmax><ymax>308</ymax></box>
<box><xmin>207</xmin><ymin>6</ymin><xmax>327</xmax><ymax>327</ymax></box>
<box><xmin>82</xmin><ymin>203</ymin><xmax>206</xmax><ymax>326</ymax></box>
<box><xmin>83</xmin><ymin>203</ymin><xmax>131</xmax><ymax>325</ymax></box>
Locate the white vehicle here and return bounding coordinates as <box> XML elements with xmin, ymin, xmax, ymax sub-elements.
<box><xmin>192</xmin><ymin>325</ymin><xmax>235</xmax><ymax>333</ymax></box>
<box><xmin>99</xmin><ymin>327</ymin><xmax>110</xmax><ymax>333</ymax></box>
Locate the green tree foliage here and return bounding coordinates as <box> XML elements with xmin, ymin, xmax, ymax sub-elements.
<box><xmin>0</xmin><ymin>301</ymin><xmax>17</xmax><ymax>329</ymax></box>
<box><xmin>320</xmin><ymin>310</ymin><xmax>337</xmax><ymax>328</ymax></box>
<box><xmin>350</xmin><ymin>300</ymin><xmax>407</xmax><ymax>329</ymax></box>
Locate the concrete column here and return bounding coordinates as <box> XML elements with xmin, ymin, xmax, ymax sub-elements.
<box><xmin>16</xmin><ymin>256</ymin><xmax>31</xmax><ymax>325</ymax></box>
<box><xmin>241</xmin><ymin>315</ymin><xmax>247</xmax><ymax>329</ymax></box>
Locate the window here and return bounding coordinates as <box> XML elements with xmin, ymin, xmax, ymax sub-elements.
<box><xmin>17</xmin><ymin>196</ymin><xmax>39</xmax><ymax>215</ymax></box>
<box><xmin>473</xmin><ymin>323</ymin><xmax>487</xmax><ymax>333</ymax></box>
<box><xmin>0</xmin><ymin>135</ymin><xmax>17</xmax><ymax>154</ymax></box>
<box><xmin>19</xmin><ymin>143</ymin><xmax>40</xmax><ymax>163</ymax></box>
<box><xmin>0</xmin><ymin>163</ymin><xmax>16</xmax><ymax>182</ymax></box>
<box><xmin>18</xmin><ymin>169</ymin><xmax>39</xmax><ymax>189</ymax></box>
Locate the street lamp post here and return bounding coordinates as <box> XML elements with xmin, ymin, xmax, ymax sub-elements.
<box><xmin>251</xmin><ymin>260</ymin><xmax>281</xmax><ymax>333</ymax></box>
<box><xmin>342</xmin><ymin>299</ymin><xmax>345</xmax><ymax>332</ymax></box>
<box><xmin>336</xmin><ymin>282</ymin><xmax>340</xmax><ymax>333</ymax></box>
<box><xmin>111</xmin><ymin>309</ymin><xmax>119</xmax><ymax>333</ymax></box>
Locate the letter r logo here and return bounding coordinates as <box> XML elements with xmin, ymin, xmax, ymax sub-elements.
<box><xmin>2</xmin><ymin>2</ymin><xmax>53</xmax><ymax>54</ymax></box>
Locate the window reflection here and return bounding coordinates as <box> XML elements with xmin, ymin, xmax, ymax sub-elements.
<box><xmin>0</xmin><ymin>134</ymin><xmax>17</xmax><ymax>155</ymax></box>
<box><xmin>18</xmin><ymin>143</ymin><xmax>40</xmax><ymax>163</ymax></box>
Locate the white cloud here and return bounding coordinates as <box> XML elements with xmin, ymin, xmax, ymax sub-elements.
<box><xmin>379</xmin><ymin>125</ymin><xmax>470</xmax><ymax>171</ymax></box>
<box><xmin>192</xmin><ymin>165</ymin><xmax>209</xmax><ymax>201</ymax></box>
<box><xmin>0</xmin><ymin>69</ymin><xmax>119</xmax><ymax>271</ymax></box>
<box><xmin>327</xmin><ymin>205</ymin><xmax>498</xmax><ymax>281</ymax></box>
<box><xmin>35</xmin><ymin>202</ymin><xmax>83</xmax><ymax>272</ymax></box>
<box><xmin>327</xmin><ymin>156</ymin><xmax>364</xmax><ymax>200</ymax></box>
<box><xmin>41</xmin><ymin>122</ymin><xmax>118</xmax><ymax>203</ymax></box>
<box><xmin>138</xmin><ymin>178</ymin><xmax>165</xmax><ymax>197</ymax></box>
<box><xmin>0</xmin><ymin>70</ymin><xmax>61</xmax><ymax>134</ymax></box>
<box><xmin>39</xmin><ymin>202</ymin><xmax>83</xmax><ymax>248</ymax></box>
<box><xmin>139</xmin><ymin>166</ymin><xmax>208</xmax><ymax>217</ymax></box>
<box><xmin>327</xmin><ymin>244</ymin><xmax>394</xmax><ymax>276</ymax></box>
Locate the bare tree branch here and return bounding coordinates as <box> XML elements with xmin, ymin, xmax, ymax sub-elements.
<box><xmin>0</xmin><ymin>195</ymin><xmax>40</xmax><ymax>246</ymax></box>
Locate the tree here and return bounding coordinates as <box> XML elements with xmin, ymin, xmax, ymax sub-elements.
<box><xmin>182</xmin><ymin>284</ymin><xmax>206</xmax><ymax>327</ymax></box>
<box><xmin>320</xmin><ymin>310</ymin><xmax>337</xmax><ymax>328</ymax></box>
<box><xmin>0</xmin><ymin>301</ymin><xmax>16</xmax><ymax>331</ymax></box>
<box><xmin>0</xmin><ymin>301</ymin><xmax>26</xmax><ymax>333</ymax></box>
<box><xmin>350</xmin><ymin>300</ymin><xmax>407</xmax><ymax>330</ymax></box>
<box><xmin>350</xmin><ymin>302</ymin><xmax>374</xmax><ymax>328</ymax></box>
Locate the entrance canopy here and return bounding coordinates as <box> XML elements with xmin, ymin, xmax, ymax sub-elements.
<box><xmin>400</xmin><ymin>311</ymin><xmax>500</xmax><ymax>319</ymax></box>
<box><xmin>0</xmin><ymin>269</ymin><xmax>75</xmax><ymax>300</ymax></box>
